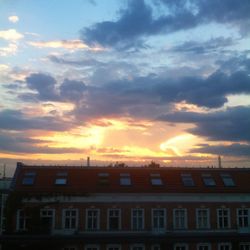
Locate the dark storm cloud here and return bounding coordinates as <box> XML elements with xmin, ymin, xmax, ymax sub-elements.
<box><xmin>21</xmin><ymin>68</ymin><xmax>250</xmax><ymax>121</ymax></box>
<box><xmin>216</xmin><ymin>54</ymin><xmax>250</xmax><ymax>73</ymax></box>
<box><xmin>21</xmin><ymin>73</ymin><xmax>87</xmax><ymax>103</ymax></box>
<box><xmin>159</xmin><ymin>106</ymin><xmax>250</xmax><ymax>143</ymax></box>
<box><xmin>0</xmin><ymin>131</ymin><xmax>84</xmax><ymax>154</ymax></box>
<box><xmin>0</xmin><ymin>109</ymin><xmax>70</xmax><ymax>131</ymax></box>
<box><xmin>26</xmin><ymin>73</ymin><xmax>59</xmax><ymax>101</ymax></box>
<box><xmin>59</xmin><ymin>79</ymin><xmax>86</xmax><ymax>102</ymax></box>
<box><xmin>81</xmin><ymin>0</ymin><xmax>250</xmax><ymax>49</ymax></box>
<box><xmin>169</xmin><ymin>37</ymin><xmax>234</xmax><ymax>54</ymax></box>
<box><xmin>190</xmin><ymin>143</ymin><xmax>250</xmax><ymax>157</ymax></box>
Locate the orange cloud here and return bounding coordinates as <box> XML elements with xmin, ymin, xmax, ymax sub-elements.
<box><xmin>28</xmin><ymin>39</ymin><xmax>104</xmax><ymax>51</ymax></box>
<box><xmin>8</xmin><ymin>15</ymin><xmax>19</xmax><ymax>23</ymax></box>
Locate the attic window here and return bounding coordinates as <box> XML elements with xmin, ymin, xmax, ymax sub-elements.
<box><xmin>150</xmin><ymin>173</ymin><xmax>163</xmax><ymax>186</ymax></box>
<box><xmin>22</xmin><ymin>172</ymin><xmax>36</xmax><ymax>185</ymax></box>
<box><xmin>202</xmin><ymin>174</ymin><xmax>216</xmax><ymax>187</ymax></box>
<box><xmin>221</xmin><ymin>173</ymin><xmax>235</xmax><ymax>187</ymax></box>
<box><xmin>120</xmin><ymin>173</ymin><xmax>131</xmax><ymax>186</ymax></box>
<box><xmin>55</xmin><ymin>172</ymin><xmax>68</xmax><ymax>185</ymax></box>
<box><xmin>98</xmin><ymin>172</ymin><xmax>110</xmax><ymax>186</ymax></box>
<box><xmin>181</xmin><ymin>173</ymin><xmax>195</xmax><ymax>187</ymax></box>
<box><xmin>55</xmin><ymin>178</ymin><xmax>67</xmax><ymax>185</ymax></box>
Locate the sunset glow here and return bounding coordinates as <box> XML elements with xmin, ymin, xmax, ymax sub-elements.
<box><xmin>1</xmin><ymin>0</ymin><xmax>250</xmax><ymax>175</ymax></box>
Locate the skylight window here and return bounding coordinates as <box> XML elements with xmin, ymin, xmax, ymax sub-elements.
<box><xmin>220</xmin><ymin>173</ymin><xmax>235</xmax><ymax>187</ymax></box>
<box><xmin>22</xmin><ymin>172</ymin><xmax>36</xmax><ymax>185</ymax></box>
<box><xmin>120</xmin><ymin>173</ymin><xmax>131</xmax><ymax>186</ymax></box>
<box><xmin>181</xmin><ymin>173</ymin><xmax>195</xmax><ymax>187</ymax></box>
<box><xmin>202</xmin><ymin>174</ymin><xmax>216</xmax><ymax>187</ymax></box>
<box><xmin>150</xmin><ymin>173</ymin><xmax>163</xmax><ymax>186</ymax></box>
<box><xmin>55</xmin><ymin>172</ymin><xmax>68</xmax><ymax>185</ymax></box>
<box><xmin>55</xmin><ymin>178</ymin><xmax>67</xmax><ymax>185</ymax></box>
<box><xmin>98</xmin><ymin>173</ymin><xmax>110</xmax><ymax>186</ymax></box>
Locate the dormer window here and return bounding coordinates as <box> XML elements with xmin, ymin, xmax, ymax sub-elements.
<box><xmin>22</xmin><ymin>172</ymin><xmax>36</xmax><ymax>185</ymax></box>
<box><xmin>150</xmin><ymin>173</ymin><xmax>163</xmax><ymax>186</ymax></box>
<box><xmin>181</xmin><ymin>173</ymin><xmax>195</xmax><ymax>187</ymax></box>
<box><xmin>55</xmin><ymin>172</ymin><xmax>68</xmax><ymax>185</ymax></box>
<box><xmin>120</xmin><ymin>173</ymin><xmax>131</xmax><ymax>186</ymax></box>
<box><xmin>98</xmin><ymin>173</ymin><xmax>110</xmax><ymax>186</ymax></box>
<box><xmin>220</xmin><ymin>173</ymin><xmax>235</xmax><ymax>187</ymax></box>
<box><xmin>202</xmin><ymin>174</ymin><xmax>216</xmax><ymax>187</ymax></box>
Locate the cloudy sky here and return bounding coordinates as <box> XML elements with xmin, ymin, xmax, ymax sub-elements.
<box><xmin>0</xmin><ymin>0</ymin><xmax>250</xmax><ymax>172</ymax></box>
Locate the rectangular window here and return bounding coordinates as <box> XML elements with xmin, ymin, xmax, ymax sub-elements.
<box><xmin>106</xmin><ymin>245</ymin><xmax>121</xmax><ymax>250</ymax></box>
<box><xmin>22</xmin><ymin>172</ymin><xmax>36</xmax><ymax>185</ymax></box>
<box><xmin>86</xmin><ymin>209</ymin><xmax>100</xmax><ymax>230</ymax></box>
<box><xmin>55</xmin><ymin>172</ymin><xmax>68</xmax><ymax>185</ymax></box>
<box><xmin>150</xmin><ymin>173</ymin><xmax>163</xmax><ymax>186</ymax></box>
<box><xmin>237</xmin><ymin>208</ymin><xmax>250</xmax><ymax>228</ymax></box>
<box><xmin>218</xmin><ymin>243</ymin><xmax>231</xmax><ymax>250</ymax></box>
<box><xmin>174</xmin><ymin>244</ymin><xmax>188</xmax><ymax>250</ymax></box>
<box><xmin>181</xmin><ymin>174</ymin><xmax>195</xmax><ymax>187</ymax></box>
<box><xmin>131</xmin><ymin>208</ymin><xmax>144</xmax><ymax>230</ymax></box>
<box><xmin>55</xmin><ymin>178</ymin><xmax>67</xmax><ymax>185</ymax></box>
<box><xmin>16</xmin><ymin>209</ymin><xmax>31</xmax><ymax>231</ymax></box>
<box><xmin>174</xmin><ymin>209</ymin><xmax>187</xmax><ymax>229</ymax></box>
<box><xmin>108</xmin><ymin>209</ymin><xmax>121</xmax><ymax>230</ymax></box>
<box><xmin>85</xmin><ymin>245</ymin><xmax>100</xmax><ymax>250</ymax></box>
<box><xmin>62</xmin><ymin>209</ymin><xmax>78</xmax><ymax>230</ymax></box>
<box><xmin>152</xmin><ymin>209</ymin><xmax>166</xmax><ymax>231</ymax></box>
<box><xmin>220</xmin><ymin>173</ymin><xmax>235</xmax><ymax>187</ymax></box>
<box><xmin>62</xmin><ymin>246</ymin><xmax>78</xmax><ymax>250</ymax></box>
<box><xmin>40</xmin><ymin>209</ymin><xmax>55</xmax><ymax>231</ymax></box>
<box><xmin>217</xmin><ymin>208</ymin><xmax>230</xmax><ymax>229</ymax></box>
<box><xmin>202</xmin><ymin>174</ymin><xmax>216</xmax><ymax>187</ymax></box>
<box><xmin>197</xmin><ymin>244</ymin><xmax>211</xmax><ymax>250</ymax></box>
<box><xmin>130</xmin><ymin>245</ymin><xmax>145</xmax><ymax>250</ymax></box>
<box><xmin>120</xmin><ymin>173</ymin><xmax>131</xmax><ymax>186</ymax></box>
<box><xmin>196</xmin><ymin>208</ymin><xmax>210</xmax><ymax>229</ymax></box>
<box><xmin>98</xmin><ymin>173</ymin><xmax>110</xmax><ymax>186</ymax></box>
<box><xmin>240</xmin><ymin>243</ymin><xmax>250</xmax><ymax>250</ymax></box>
<box><xmin>151</xmin><ymin>245</ymin><xmax>161</xmax><ymax>250</ymax></box>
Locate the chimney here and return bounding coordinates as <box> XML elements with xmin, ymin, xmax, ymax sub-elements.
<box><xmin>87</xmin><ymin>157</ymin><xmax>90</xmax><ymax>167</ymax></box>
<box><xmin>218</xmin><ymin>155</ymin><xmax>222</xmax><ymax>168</ymax></box>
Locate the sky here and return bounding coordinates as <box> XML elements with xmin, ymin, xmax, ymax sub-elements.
<box><xmin>0</xmin><ymin>0</ymin><xmax>250</xmax><ymax>174</ymax></box>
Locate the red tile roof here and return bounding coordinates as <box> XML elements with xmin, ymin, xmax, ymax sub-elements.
<box><xmin>12</xmin><ymin>162</ymin><xmax>250</xmax><ymax>194</ymax></box>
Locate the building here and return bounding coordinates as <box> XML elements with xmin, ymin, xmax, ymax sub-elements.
<box><xmin>0</xmin><ymin>177</ymin><xmax>12</xmax><ymax>235</ymax></box>
<box><xmin>1</xmin><ymin>162</ymin><xmax>250</xmax><ymax>250</ymax></box>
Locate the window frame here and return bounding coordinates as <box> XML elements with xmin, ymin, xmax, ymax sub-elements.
<box><xmin>181</xmin><ymin>173</ymin><xmax>195</xmax><ymax>187</ymax></box>
<box><xmin>237</xmin><ymin>208</ymin><xmax>250</xmax><ymax>228</ymax></box>
<box><xmin>173</xmin><ymin>208</ymin><xmax>188</xmax><ymax>230</ymax></box>
<box><xmin>197</xmin><ymin>243</ymin><xmax>211</xmax><ymax>250</ymax></box>
<box><xmin>85</xmin><ymin>245</ymin><xmax>100</xmax><ymax>250</ymax></box>
<box><xmin>86</xmin><ymin>208</ymin><xmax>100</xmax><ymax>231</ymax></box>
<box><xmin>107</xmin><ymin>208</ymin><xmax>121</xmax><ymax>230</ymax></box>
<box><xmin>120</xmin><ymin>173</ymin><xmax>131</xmax><ymax>186</ymax></box>
<box><xmin>202</xmin><ymin>174</ymin><xmax>216</xmax><ymax>187</ymax></box>
<box><xmin>220</xmin><ymin>173</ymin><xmax>235</xmax><ymax>187</ymax></box>
<box><xmin>130</xmin><ymin>244</ymin><xmax>145</xmax><ymax>250</ymax></box>
<box><xmin>217</xmin><ymin>208</ymin><xmax>231</xmax><ymax>229</ymax></box>
<box><xmin>196</xmin><ymin>208</ymin><xmax>210</xmax><ymax>229</ymax></box>
<box><xmin>131</xmin><ymin>208</ymin><xmax>144</xmax><ymax>231</ymax></box>
<box><xmin>217</xmin><ymin>243</ymin><xmax>232</xmax><ymax>250</ymax></box>
<box><xmin>62</xmin><ymin>208</ymin><xmax>78</xmax><ymax>230</ymax></box>
<box><xmin>40</xmin><ymin>208</ymin><xmax>55</xmax><ymax>229</ymax></box>
<box><xmin>106</xmin><ymin>244</ymin><xmax>122</xmax><ymax>250</ymax></box>
<box><xmin>239</xmin><ymin>243</ymin><xmax>250</xmax><ymax>250</ymax></box>
<box><xmin>151</xmin><ymin>208</ymin><xmax>166</xmax><ymax>231</ymax></box>
<box><xmin>174</xmin><ymin>243</ymin><xmax>189</xmax><ymax>250</ymax></box>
